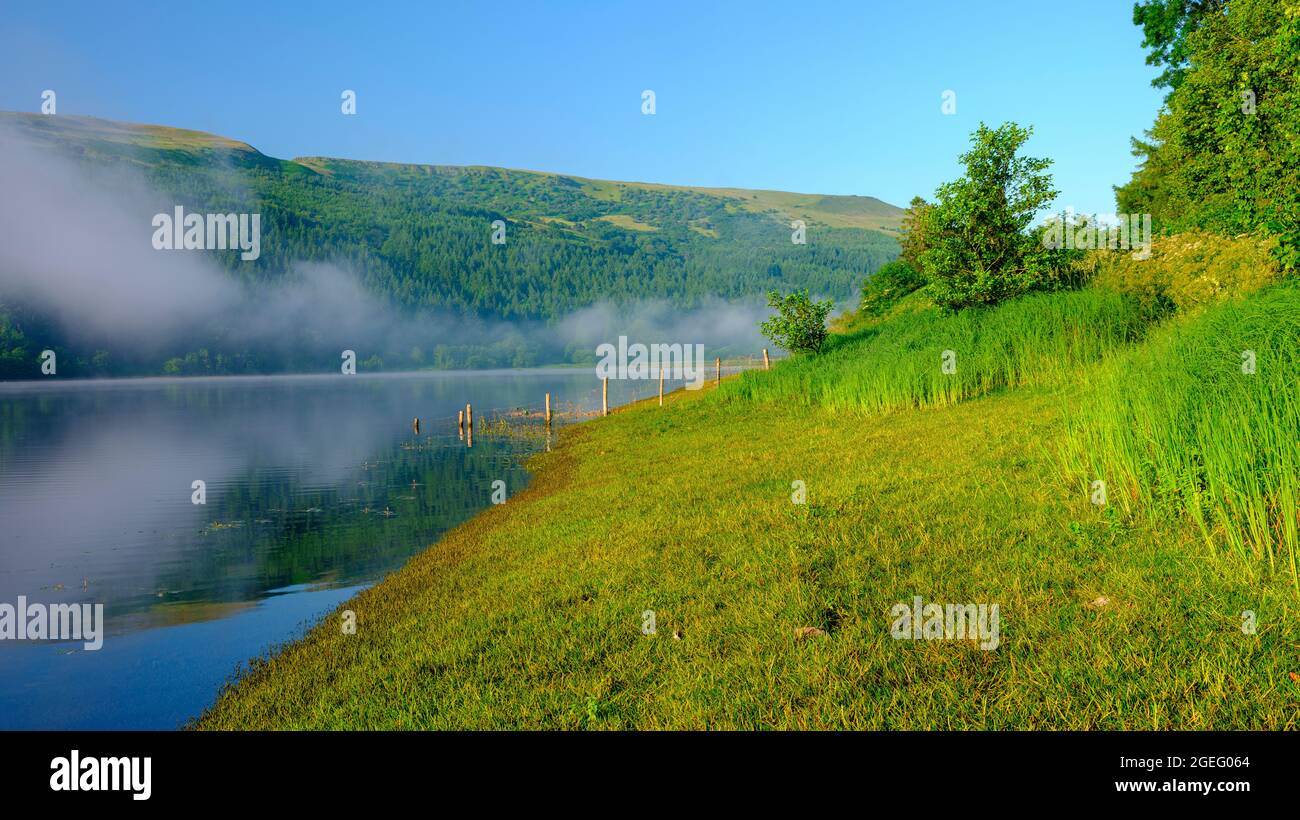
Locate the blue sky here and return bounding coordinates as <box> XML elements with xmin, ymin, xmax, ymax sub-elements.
<box><xmin>1</xmin><ymin>0</ymin><xmax>1163</xmax><ymax>216</ymax></box>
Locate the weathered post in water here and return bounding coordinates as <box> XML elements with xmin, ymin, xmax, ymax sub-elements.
<box><xmin>458</xmin><ymin>410</ymin><xmax>464</xmax><ymax>437</ymax></box>
<box><xmin>466</xmin><ymin>403</ymin><xmax>473</xmax><ymax>436</ymax></box>
<box><xmin>412</xmin><ymin>417</ymin><xmax>420</xmax><ymax>435</ymax></box>
<box><xmin>545</xmin><ymin>392</ymin><xmax>552</xmax><ymax>426</ymax></box>
<box><xmin>602</xmin><ymin>378</ymin><xmax>608</xmax><ymax>417</ymax></box>
<box><xmin>763</xmin><ymin>349</ymin><xmax>770</xmax><ymax>370</ymax></box>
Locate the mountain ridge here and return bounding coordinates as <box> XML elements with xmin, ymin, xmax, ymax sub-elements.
<box><xmin>2</xmin><ymin>112</ymin><xmax>904</xmax><ymax>232</ymax></box>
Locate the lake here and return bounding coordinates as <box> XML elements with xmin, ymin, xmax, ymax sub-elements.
<box><xmin>0</xmin><ymin>368</ymin><xmax>690</xmax><ymax>729</ymax></box>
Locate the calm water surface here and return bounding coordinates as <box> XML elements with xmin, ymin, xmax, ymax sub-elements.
<box><xmin>0</xmin><ymin>369</ymin><xmax>681</xmax><ymax>729</ymax></box>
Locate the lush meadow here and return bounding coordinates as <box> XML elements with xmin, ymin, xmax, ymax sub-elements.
<box><xmin>198</xmin><ymin>240</ymin><xmax>1299</xmax><ymax>730</ymax></box>
<box><xmin>198</xmin><ymin>0</ymin><xmax>1300</xmax><ymax>728</ymax></box>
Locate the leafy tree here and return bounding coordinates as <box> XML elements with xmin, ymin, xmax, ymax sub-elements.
<box><xmin>898</xmin><ymin>196</ymin><xmax>933</xmax><ymax>271</ymax></box>
<box><xmin>1132</xmin><ymin>0</ymin><xmax>1224</xmax><ymax>91</ymax></box>
<box><xmin>760</xmin><ymin>289</ymin><xmax>833</xmax><ymax>354</ymax></box>
<box><xmin>1114</xmin><ymin>132</ymin><xmax>1179</xmax><ymax>224</ymax></box>
<box><xmin>1117</xmin><ymin>0</ymin><xmax>1300</xmax><ymax>268</ymax></box>
<box><xmin>914</xmin><ymin>122</ymin><xmax>1074</xmax><ymax>311</ymax></box>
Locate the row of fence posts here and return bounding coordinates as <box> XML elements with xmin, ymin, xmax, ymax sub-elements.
<box><xmin>439</xmin><ymin>349</ymin><xmax>771</xmax><ymax>444</ymax></box>
<box><xmin>600</xmin><ymin>349</ymin><xmax>771</xmax><ymax>415</ymax></box>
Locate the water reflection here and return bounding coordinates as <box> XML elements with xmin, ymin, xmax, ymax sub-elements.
<box><xmin>0</xmin><ymin>369</ymin><xmax>669</xmax><ymax>728</ymax></box>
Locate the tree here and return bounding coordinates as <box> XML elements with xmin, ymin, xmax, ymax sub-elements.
<box><xmin>1117</xmin><ymin>0</ymin><xmax>1300</xmax><ymax>268</ymax></box>
<box><xmin>898</xmin><ymin>196</ymin><xmax>933</xmax><ymax>271</ymax></box>
<box><xmin>760</xmin><ymin>289</ymin><xmax>833</xmax><ymax>354</ymax></box>
<box><xmin>1114</xmin><ymin>131</ymin><xmax>1180</xmax><ymax>223</ymax></box>
<box><xmin>1132</xmin><ymin>0</ymin><xmax>1225</xmax><ymax>92</ymax></box>
<box><xmin>915</xmin><ymin>122</ymin><xmax>1074</xmax><ymax>311</ymax></box>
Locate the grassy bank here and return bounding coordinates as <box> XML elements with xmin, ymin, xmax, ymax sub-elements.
<box><xmin>720</xmin><ymin>288</ymin><xmax>1149</xmax><ymax>413</ymax></box>
<box><xmin>1059</xmin><ymin>282</ymin><xmax>1300</xmax><ymax>592</ymax></box>
<box><xmin>198</xmin><ymin>279</ymin><xmax>1299</xmax><ymax>727</ymax></box>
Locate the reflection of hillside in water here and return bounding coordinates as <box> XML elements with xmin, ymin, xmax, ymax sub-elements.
<box><xmin>0</xmin><ymin>371</ymin><xmax>603</xmax><ymax>636</ymax></box>
<box><xmin>133</xmin><ymin>434</ymin><xmax>537</xmax><ymax>632</ymax></box>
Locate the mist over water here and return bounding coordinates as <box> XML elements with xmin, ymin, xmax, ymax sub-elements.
<box><xmin>0</xmin><ymin>126</ymin><xmax>776</xmax><ymax>371</ymax></box>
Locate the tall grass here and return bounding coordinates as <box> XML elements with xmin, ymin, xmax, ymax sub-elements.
<box><xmin>1059</xmin><ymin>283</ymin><xmax>1300</xmax><ymax>591</ymax></box>
<box><xmin>721</xmin><ymin>288</ymin><xmax>1150</xmax><ymax>414</ymax></box>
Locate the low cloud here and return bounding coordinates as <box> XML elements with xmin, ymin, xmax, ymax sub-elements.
<box><xmin>0</xmin><ymin>126</ymin><xmax>778</xmax><ymax>370</ymax></box>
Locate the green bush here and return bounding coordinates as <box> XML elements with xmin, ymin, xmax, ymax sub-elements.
<box><xmin>915</xmin><ymin>123</ymin><xmax>1080</xmax><ymax>311</ymax></box>
<box><xmin>1088</xmin><ymin>230</ymin><xmax>1281</xmax><ymax>315</ymax></box>
<box><xmin>759</xmin><ymin>289</ymin><xmax>833</xmax><ymax>354</ymax></box>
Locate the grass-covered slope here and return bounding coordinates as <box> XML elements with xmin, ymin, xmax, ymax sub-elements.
<box><xmin>197</xmin><ymin>261</ymin><xmax>1300</xmax><ymax>729</ymax></box>
<box><xmin>720</xmin><ymin>288</ymin><xmax>1150</xmax><ymax>414</ymax></box>
<box><xmin>1060</xmin><ymin>283</ymin><xmax>1300</xmax><ymax>591</ymax></box>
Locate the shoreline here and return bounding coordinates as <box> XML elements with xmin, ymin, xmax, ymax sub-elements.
<box><xmin>195</xmin><ymin>364</ymin><xmax>1297</xmax><ymax>730</ymax></box>
<box><xmin>192</xmin><ymin>377</ymin><xmax>703</xmax><ymax>728</ymax></box>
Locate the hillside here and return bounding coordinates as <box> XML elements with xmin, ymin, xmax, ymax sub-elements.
<box><xmin>0</xmin><ymin>112</ymin><xmax>901</xmax><ymax>379</ymax></box>
<box><xmin>4</xmin><ymin>113</ymin><xmax>904</xmax><ymax>232</ymax></box>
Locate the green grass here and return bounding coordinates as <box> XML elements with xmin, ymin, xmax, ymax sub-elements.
<box><xmin>196</xmin><ymin>282</ymin><xmax>1299</xmax><ymax>728</ymax></box>
<box><xmin>720</xmin><ymin>288</ymin><xmax>1150</xmax><ymax>414</ymax></box>
<box><xmin>1059</xmin><ymin>282</ymin><xmax>1300</xmax><ymax>593</ymax></box>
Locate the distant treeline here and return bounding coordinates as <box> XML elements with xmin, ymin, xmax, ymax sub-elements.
<box><xmin>0</xmin><ymin>122</ymin><xmax>898</xmax><ymax>379</ymax></box>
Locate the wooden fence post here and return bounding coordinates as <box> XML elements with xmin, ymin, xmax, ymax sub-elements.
<box><xmin>715</xmin><ymin>357</ymin><xmax>721</xmax><ymax>385</ymax></box>
<box><xmin>545</xmin><ymin>392</ymin><xmax>552</xmax><ymax>426</ymax></box>
<box><xmin>658</xmin><ymin>366</ymin><xmax>664</xmax><ymax>406</ymax></box>
<box><xmin>763</xmin><ymin>349</ymin><xmax>770</xmax><ymax>370</ymax></box>
<box><xmin>602</xmin><ymin>378</ymin><xmax>608</xmax><ymax>417</ymax></box>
